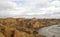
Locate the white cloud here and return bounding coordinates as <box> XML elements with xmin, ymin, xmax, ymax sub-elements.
<box><xmin>22</xmin><ymin>0</ymin><xmax>51</xmax><ymax>15</ymax></box>
<box><xmin>0</xmin><ymin>0</ymin><xmax>29</xmax><ymax>18</ymax></box>
<box><xmin>27</xmin><ymin>0</ymin><xmax>60</xmax><ymax>18</ymax></box>
<box><xmin>51</xmin><ymin>1</ymin><xmax>60</xmax><ymax>7</ymax></box>
<box><xmin>0</xmin><ymin>0</ymin><xmax>60</xmax><ymax>18</ymax></box>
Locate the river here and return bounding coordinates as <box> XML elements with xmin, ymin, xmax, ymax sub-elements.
<box><xmin>38</xmin><ymin>25</ymin><xmax>60</xmax><ymax>37</ymax></box>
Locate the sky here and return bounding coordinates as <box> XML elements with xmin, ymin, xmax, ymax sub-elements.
<box><xmin>0</xmin><ymin>0</ymin><xmax>60</xmax><ymax>18</ymax></box>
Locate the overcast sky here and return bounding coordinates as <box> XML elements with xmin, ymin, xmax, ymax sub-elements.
<box><xmin>0</xmin><ymin>0</ymin><xmax>60</xmax><ymax>18</ymax></box>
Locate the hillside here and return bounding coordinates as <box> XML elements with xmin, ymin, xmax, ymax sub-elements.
<box><xmin>0</xmin><ymin>18</ymin><xmax>60</xmax><ymax>37</ymax></box>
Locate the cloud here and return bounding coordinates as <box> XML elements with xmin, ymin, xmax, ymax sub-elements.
<box><xmin>0</xmin><ymin>0</ymin><xmax>29</xmax><ymax>18</ymax></box>
<box><xmin>21</xmin><ymin>0</ymin><xmax>51</xmax><ymax>15</ymax></box>
<box><xmin>13</xmin><ymin>0</ymin><xmax>51</xmax><ymax>9</ymax></box>
<box><xmin>51</xmin><ymin>1</ymin><xmax>60</xmax><ymax>7</ymax></box>
<box><xmin>0</xmin><ymin>0</ymin><xmax>60</xmax><ymax>18</ymax></box>
<box><xmin>26</xmin><ymin>0</ymin><xmax>60</xmax><ymax>18</ymax></box>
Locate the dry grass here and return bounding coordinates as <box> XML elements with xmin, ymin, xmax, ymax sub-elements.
<box><xmin>0</xmin><ymin>18</ymin><xmax>60</xmax><ymax>37</ymax></box>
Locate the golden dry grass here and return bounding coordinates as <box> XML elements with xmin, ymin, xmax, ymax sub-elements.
<box><xmin>0</xmin><ymin>18</ymin><xmax>60</xmax><ymax>37</ymax></box>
